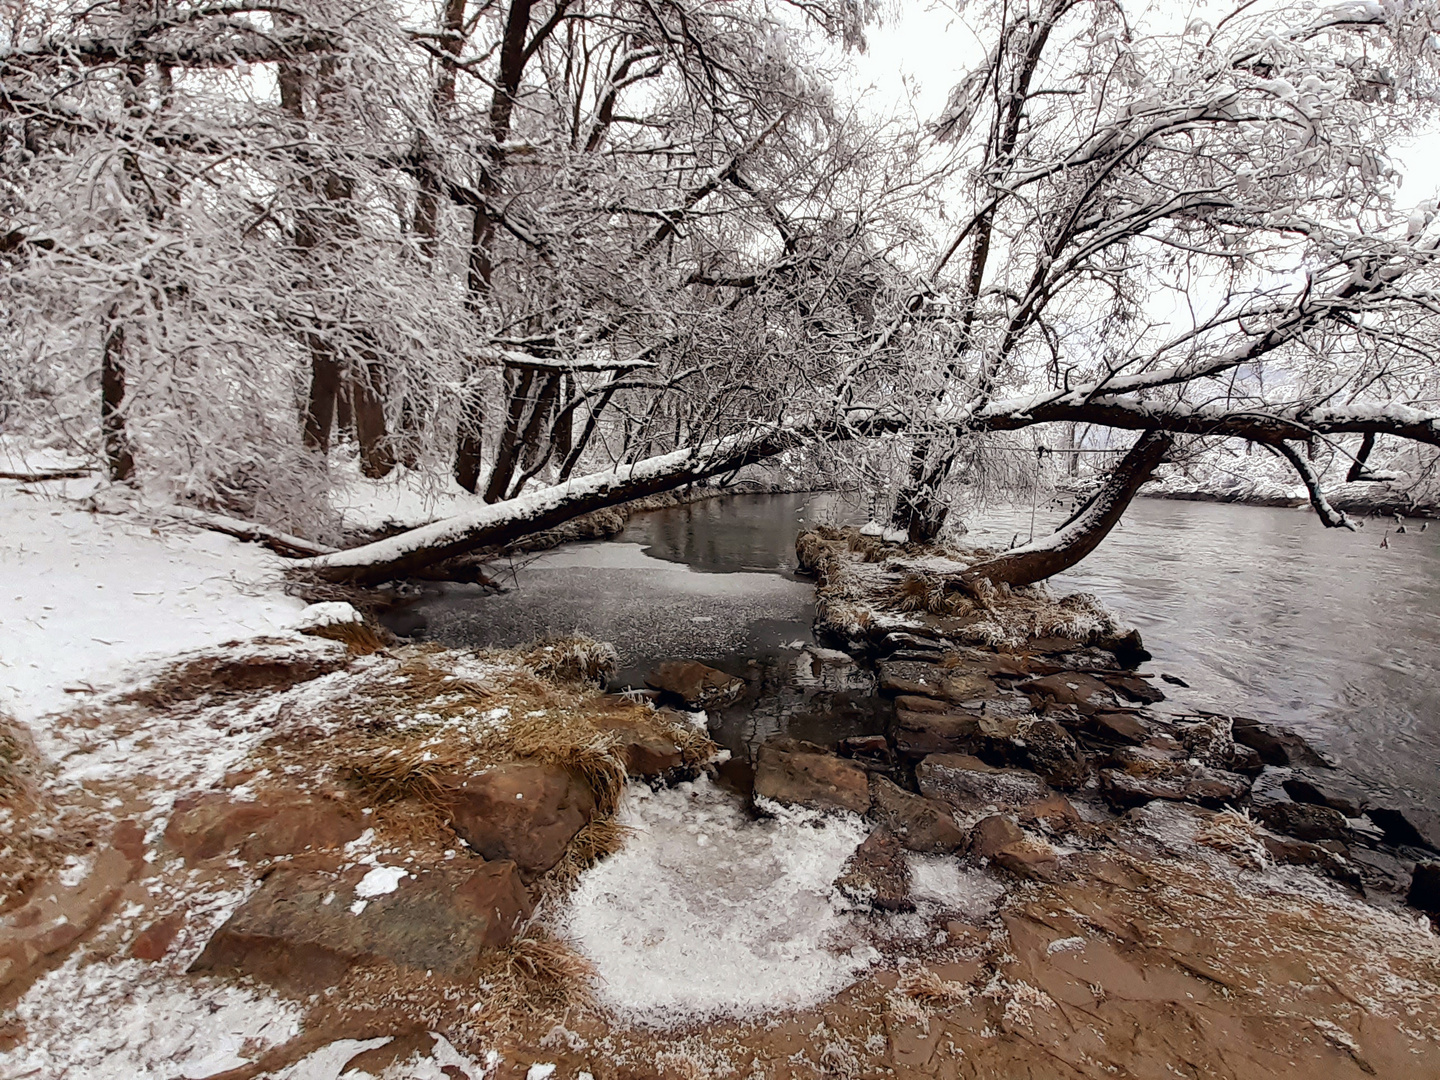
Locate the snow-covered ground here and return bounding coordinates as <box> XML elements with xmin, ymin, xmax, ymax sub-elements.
<box><xmin>0</xmin><ymin>474</ymin><xmax>305</xmax><ymax>724</ymax></box>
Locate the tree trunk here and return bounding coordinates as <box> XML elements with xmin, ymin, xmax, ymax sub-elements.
<box><xmin>302</xmin><ymin>338</ymin><xmax>342</xmax><ymax>452</ymax></box>
<box><xmin>955</xmin><ymin>430</ymin><xmax>1173</xmax><ymax>590</ymax></box>
<box><xmin>101</xmin><ymin>312</ymin><xmax>136</xmax><ymax>482</ymax></box>
<box><xmin>352</xmin><ymin>356</ymin><xmax>396</xmax><ymax>479</ymax></box>
<box><xmin>483</xmin><ymin>367</ymin><xmax>535</xmax><ymax>502</ymax></box>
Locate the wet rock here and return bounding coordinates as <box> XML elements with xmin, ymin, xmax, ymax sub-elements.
<box><xmin>1176</xmin><ymin>715</ymin><xmax>1235</xmax><ymax>768</ymax></box>
<box><xmin>130</xmin><ymin>914</ymin><xmax>184</xmax><ymax>962</ymax></box>
<box><xmin>190</xmin><ymin>860</ymin><xmax>532</xmax><ymax>990</ymax></box>
<box><xmin>877</xmin><ymin>660</ymin><xmax>948</xmax><ymax>697</ymax></box>
<box><xmin>1364</xmin><ymin>804</ymin><xmax>1440</xmax><ymax>853</ymax></box>
<box><xmin>893</xmin><ymin>707</ymin><xmax>981</xmax><ymax>758</ymax></box>
<box><xmin>1160</xmin><ymin>673</ymin><xmax>1190</xmax><ymax>687</ymax></box>
<box><xmin>1255</xmin><ymin>800</ymin><xmax>1350</xmax><ymax>843</ymax></box>
<box><xmin>1408</xmin><ymin>863</ymin><xmax>1440</xmax><ymax>914</ymax></box>
<box><xmin>164</xmin><ymin>792</ymin><xmax>366</xmax><ymax>863</ymax></box>
<box><xmin>834</xmin><ymin>828</ymin><xmax>913</xmax><ymax>911</ymax></box>
<box><xmin>1227</xmin><ymin>743</ymin><xmax>1264</xmax><ymax>774</ymax></box>
<box><xmin>1280</xmin><ymin>772</ymin><xmax>1367</xmax><ymax>819</ymax></box>
<box><xmin>645</xmin><ymin>660</ymin><xmax>745</xmax><ymax>709</ymax></box>
<box><xmin>839</xmin><ymin>735</ymin><xmax>895</xmax><ymax>772</ymax></box>
<box><xmin>439</xmin><ymin>763</ymin><xmax>596</xmax><ymax>878</ymax></box>
<box><xmin>1100</xmin><ymin>674</ymin><xmax>1166</xmax><ymax>705</ymax></box>
<box><xmin>592</xmin><ymin>714</ymin><xmax>686</xmax><ymax>777</ymax></box>
<box><xmin>1099</xmin><ymin>760</ymin><xmax>1250</xmax><ymax>810</ymax></box>
<box><xmin>1229</xmin><ymin>716</ymin><xmax>1332</xmax><ymax>769</ymax></box>
<box><xmin>1018</xmin><ymin>673</ymin><xmax>1121</xmax><ymax>715</ymax></box>
<box><xmin>894</xmin><ymin>694</ymin><xmax>954</xmax><ymax>714</ymax></box>
<box><xmin>753</xmin><ymin>738</ymin><xmax>870</xmax><ymax>814</ymax></box>
<box><xmin>1090</xmin><ymin>711</ymin><xmax>1150</xmax><ymax>745</ymax></box>
<box><xmin>1019</xmin><ymin>793</ymin><xmax>1082</xmax><ymax>833</ymax></box>
<box><xmin>1348</xmin><ymin>846</ymin><xmax>1411</xmax><ymax>894</ymax></box>
<box><xmin>880</xmin><ymin>632</ymin><xmax>947</xmax><ymax>657</ymax></box>
<box><xmin>968</xmin><ymin>815</ymin><xmax>1061</xmax><ymax>881</ymax></box>
<box><xmin>1095</xmin><ymin>628</ymin><xmax>1151</xmax><ymax>667</ymax></box>
<box><xmin>1019</xmin><ymin>719</ymin><xmax>1088</xmax><ymax>790</ymax></box>
<box><xmin>915</xmin><ymin>753</ymin><xmax>1050</xmax><ymax>813</ymax></box>
<box><xmin>869</xmin><ymin>776</ymin><xmax>966</xmax><ymax>853</ymax></box>
<box><xmin>1023</xmin><ymin>636</ymin><xmax>1087</xmax><ymax>656</ymax></box>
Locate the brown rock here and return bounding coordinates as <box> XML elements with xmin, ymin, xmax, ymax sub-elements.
<box><xmin>915</xmin><ymin>753</ymin><xmax>1050</xmax><ymax>812</ymax></box>
<box><xmin>834</xmin><ymin>828</ymin><xmax>913</xmax><ymax>911</ymax></box>
<box><xmin>1255</xmin><ymin>800</ymin><xmax>1350</xmax><ymax>843</ymax></box>
<box><xmin>130</xmin><ymin>913</ymin><xmax>184</xmax><ymax>961</ymax></box>
<box><xmin>164</xmin><ymin>792</ymin><xmax>366</xmax><ymax>863</ymax></box>
<box><xmin>894</xmin><ymin>694</ymin><xmax>954</xmax><ymax>714</ymax></box>
<box><xmin>1019</xmin><ymin>793</ymin><xmax>1082</xmax><ymax>832</ymax></box>
<box><xmin>190</xmin><ymin>860</ymin><xmax>532</xmax><ymax>990</ymax></box>
<box><xmin>592</xmin><ymin>714</ymin><xmax>685</xmax><ymax>776</ymax></box>
<box><xmin>1101</xmin><ymin>674</ymin><xmax>1166</xmax><ymax>704</ymax></box>
<box><xmin>645</xmin><ymin>661</ymin><xmax>745</xmax><ymax>709</ymax></box>
<box><xmin>1229</xmin><ymin>716</ymin><xmax>1332</xmax><ymax>769</ymax></box>
<box><xmin>1091</xmin><ymin>712</ymin><xmax>1149</xmax><ymax>745</ymax></box>
<box><xmin>968</xmin><ymin>814</ymin><xmax>1025</xmax><ymax>858</ymax></box>
<box><xmin>753</xmin><ymin>739</ymin><xmax>870</xmax><ymax>814</ymax></box>
<box><xmin>869</xmin><ymin>776</ymin><xmax>966</xmax><ymax>853</ymax></box>
<box><xmin>893</xmin><ymin>708</ymin><xmax>981</xmax><ymax>758</ymax></box>
<box><xmin>968</xmin><ymin>815</ymin><xmax>1061</xmax><ymax>881</ymax></box>
<box><xmin>0</xmin><ymin>847</ymin><xmax>134</xmax><ymax>988</ymax></box>
<box><xmin>439</xmin><ymin>763</ymin><xmax>595</xmax><ymax>878</ymax></box>
<box><xmin>877</xmin><ymin>661</ymin><xmax>949</xmax><ymax>697</ymax></box>
<box><xmin>1099</xmin><ymin>761</ymin><xmax>1250</xmax><ymax>809</ymax></box>
<box><xmin>1020</xmin><ymin>719</ymin><xmax>1087</xmax><ymax>790</ymax></box>
<box><xmin>1019</xmin><ymin>673</ymin><xmax>1121</xmax><ymax>714</ymax></box>
<box><xmin>1260</xmin><ymin>836</ymin><xmax>1364</xmax><ymax>893</ymax></box>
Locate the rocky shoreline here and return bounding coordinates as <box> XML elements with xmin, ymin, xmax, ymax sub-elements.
<box><xmin>3</xmin><ymin>531</ymin><xmax>1440</xmax><ymax>1078</ymax></box>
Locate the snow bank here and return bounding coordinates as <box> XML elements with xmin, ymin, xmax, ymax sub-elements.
<box><xmin>555</xmin><ymin>778</ymin><xmax>874</xmax><ymax>1025</ymax></box>
<box><xmin>0</xmin><ymin>481</ymin><xmax>305</xmax><ymax>722</ymax></box>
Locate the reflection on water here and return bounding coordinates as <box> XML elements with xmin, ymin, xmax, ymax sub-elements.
<box><xmin>392</xmin><ymin>490</ymin><xmax>1440</xmax><ymax>803</ymax></box>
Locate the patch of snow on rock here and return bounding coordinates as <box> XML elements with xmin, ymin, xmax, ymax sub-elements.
<box><xmin>554</xmin><ymin>778</ymin><xmax>873</xmax><ymax>1025</ymax></box>
<box><xmin>907</xmin><ymin>854</ymin><xmax>1005</xmax><ymax>921</ymax></box>
<box><xmin>293</xmin><ymin>601</ymin><xmax>363</xmax><ymax>630</ymax></box>
<box><xmin>0</xmin><ymin>956</ymin><xmax>303</xmax><ymax>1079</ymax></box>
<box><xmin>356</xmin><ymin>865</ymin><xmax>409</xmax><ymax>898</ymax></box>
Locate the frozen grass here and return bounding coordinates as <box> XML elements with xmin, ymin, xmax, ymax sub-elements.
<box><xmin>554</xmin><ymin>778</ymin><xmax>875</xmax><ymax>1025</ymax></box>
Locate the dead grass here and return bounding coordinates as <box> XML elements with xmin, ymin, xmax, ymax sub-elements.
<box><xmin>301</xmin><ymin>618</ymin><xmax>391</xmax><ymax>655</ymax></box>
<box><xmin>474</xmin><ymin>924</ymin><xmax>596</xmax><ymax>1023</ymax></box>
<box><xmin>523</xmin><ymin>636</ymin><xmax>619</xmax><ymax>688</ymax></box>
<box><xmin>0</xmin><ymin>716</ymin><xmax>37</xmax><ymax>808</ymax></box>
<box><xmin>1195</xmin><ymin>808</ymin><xmax>1267</xmax><ymax>871</ymax></box>
<box><xmin>543</xmin><ymin>816</ymin><xmax>632</xmax><ymax>893</ymax></box>
<box><xmin>896</xmin><ymin>965</ymin><xmax>974</xmax><ymax>1006</ymax></box>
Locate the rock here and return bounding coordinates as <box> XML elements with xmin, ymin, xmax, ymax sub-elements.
<box><xmin>164</xmin><ymin>792</ymin><xmax>366</xmax><ymax>863</ymax></box>
<box><xmin>1095</xmin><ymin>628</ymin><xmax>1151</xmax><ymax>667</ymax></box>
<box><xmin>834</xmin><ymin>828</ymin><xmax>913</xmax><ymax>911</ymax></box>
<box><xmin>915</xmin><ymin>753</ymin><xmax>1050</xmax><ymax>812</ymax></box>
<box><xmin>1255</xmin><ymin>800</ymin><xmax>1350</xmax><ymax>843</ymax></box>
<box><xmin>1261</xmin><ymin>837</ymin><xmax>1363</xmax><ymax>894</ymax></box>
<box><xmin>1280</xmin><ymin>772</ymin><xmax>1367</xmax><ymax>818</ymax></box>
<box><xmin>1019</xmin><ymin>793</ymin><xmax>1082</xmax><ymax>832</ymax></box>
<box><xmin>1100</xmin><ymin>674</ymin><xmax>1166</xmax><ymax>705</ymax></box>
<box><xmin>1099</xmin><ymin>760</ymin><xmax>1250</xmax><ymax>810</ymax></box>
<box><xmin>130</xmin><ymin>914</ymin><xmax>184</xmax><ymax>961</ymax></box>
<box><xmin>895</xmin><ymin>693</ymin><xmax>957</xmax><ymax>713</ymax></box>
<box><xmin>893</xmin><ymin>707</ymin><xmax>981</xmax><ymax>758</ymax></box>
<box><xmin>1176</xmin><ymin>715</ymin><xmax>1235</xmax><ymax>767</ymax></box>
<box><xmin>869</xmin><ymin>776</ymin><xmax>966</xmax><ymax>853</ymax></box>
<box><xmin>1019</xmin><ymin>719</ymin><xmax>1088</xmax><ymax>790</ymax></box>
<box><xmin>1227</xmin><ymin>743</ymin><xmax>1264</xmax><ymax>774</ymax></box>
<box><xmin>968</xmin><ymin>815</ymin><xmax>1061</xmax><ymax>881</ymax></box>
<box><xmin>879</xmin><ymin>662</ymin><xmax>1003</xmax><ymax>704</ymax></box>
<box><xmin>1364</xmin><ymin>804</ymin><xmax>1440</xmax><ymax>853</ymax></box>
<box><xmin>0</xmin><ymin>847</ymin><xmax>135</xmax><ymax>989</ymax></box>
<box><xmin>645</xmin><ymin>660</ymin><xmax>745</xmax><ymax>709</ymax></box>
<box><xmin>1090</xmin><ymin>712</ymin><xmax>1150</xmax><ymax>745</ymax></box>
<box><xmin>1229</xmin><ymin>716</ymin><xmax>1332</xmax><ymax>769</ymax></box>
<box><xmin>592</xmin><ymin>715</ymin><xmax>685</xmax><ymax>777</ymax></box>
<box><xmin>753</xmin><ymin>738</ymin><xmax>870</xmax><ymax>814</ymax></box>
<box><xmin>1160</xmin><ymin>673</ymin><xmax>1189</xmax><ymax>687</ymax></box>
<box><xmin>1018</xmin><ymin>673</ymin><xmax>1121</xmax><ymax>715</ymax></box>
<box><xmin>439</xmin><ymin>763</ymin><xmax>596</xmax><ymax>878</ymax></box>
<box><xmin>840</xmin><ymin>734</ymin><xmax>890</xmax><ymax>757</ymax></box>
<box><xmin>1408</xmin><ymin>863</ymin><xmax>1440</xmax><ymax>914</ymax></box>
<box><xmin>191</xmin><ymin>861</ymin><xmax>533</xmax><ymax>990</ymax></box>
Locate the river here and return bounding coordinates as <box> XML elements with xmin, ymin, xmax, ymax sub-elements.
<box><xmin>386</xmin><ymin>492</ymin><xmax>1440</xmax><ymax>805</ymax></box>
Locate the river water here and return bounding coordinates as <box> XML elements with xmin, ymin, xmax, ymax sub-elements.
<box><xmin>388</xmin><ymin>492</ymin><xmax>1440</xmax><ymax>805</ymax></box>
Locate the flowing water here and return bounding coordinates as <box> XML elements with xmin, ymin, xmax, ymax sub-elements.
<box><xmin>386</xmin><ymin>492</ymin><xmax>1440</xmax><ymax>805</ymax></box>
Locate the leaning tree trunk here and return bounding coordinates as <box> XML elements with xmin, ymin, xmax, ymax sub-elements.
<box><xmin>956</xmin><ymin>430</ymin><xmax>1174</xmax><ymax>590</ymax></box>
<box><xmin>100</xmin><ymin>310</ymin><xmax>136</xmax><ymax>482</ymax></box>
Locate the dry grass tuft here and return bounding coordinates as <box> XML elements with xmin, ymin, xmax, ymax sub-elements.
<box><xmin>342</xmin><ymin>736</ymin><xmax>465</xmax><ymax>805</ymax></box>
<box><xmin>1196</xmin><ymin>808</ymin><xmax>1268</xmax><ymax>870</ymax></box>
<box><xmin>0</xmin><ymin>717</ymin><xmax>37</xmax><ymax>807</ymax></box>
<box><xmin>896</xmin><ymin>965</ymin><xmax>974</xmax><ymax>1005</ymax></box>
<box><xmin>887</xmin><ymin>573</ymin><xmax>968</xmax><ymax>616</ymax></box>
<box><xmin>523</xmin><ymin>636</ymin><xmax>619</xmax><ymax>688</ymax></box>
<box><xmin>544</xmin><ymin>816</ymin><xmax>632</xmax><ymax>892</ymax></box>
<box><xmin>301</xmin><ymin>618</ymin><xmax>390</xmax><ymax>655</ymax></box>
<box><xmin>474</xmin><ymin>924</ymin><xmax>596</xmax><ymax>1023</ymax></box>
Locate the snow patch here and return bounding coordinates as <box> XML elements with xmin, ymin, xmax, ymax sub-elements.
<box><xmin>554</xmin><ymin>778</ymin><xmax>873</xmax><ymax>1025</ymax></box>
<box><xmin>356</xmin><ymin>865</ymin><xmax>409</xmax><ymax>898</ymax></box>
<box><xmin>293</xmin><ymin>601</ymin><xmax>363</xmax><ymax>630</ymax></box>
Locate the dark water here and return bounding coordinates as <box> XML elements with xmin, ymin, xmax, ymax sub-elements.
<box><xmin>388</xmin><ymin>492</ymin><xmax>1440</xmax><ymax>803</ymax></box>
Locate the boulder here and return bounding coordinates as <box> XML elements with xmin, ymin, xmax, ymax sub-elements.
<box><xmin>1018</xmin><ymin>673</ymin><xmax>1121</xmax><ymax>715</ymax></box>
<box><xmin>968</xmin><ymin>815</ymin><xmax>1061</xmax><ymax>881</ymax></box>
<box><xmin>915</xmin><ymin>753</ymin><xmax>1050</xmax><ymax>813</ymax></box>
<box><xmin>439</xmin><ymin>763</ymin><xmax>596</xmax><ymax>878</ymax></box>
<box><xmin>834</xmin><ymin>828</ymin><xmax>913</xmax><ymax>911</ymax></box>
<box><xmin>645</xmin><ymin>660</ymin><xmax>745</xmax><ymax>709</ymax></box>
<box><xmin>1408</xmin><ymin>863</ymin><xmax>1440</xmax><ymax>914</ymax></box>
<box><xmin>1095</xmin><ymin>629</ymin><xmax>1151</xmax><ymax>667</ymax></box>
<box><xmin>164</xmin><ymin>792</ymin><xmax>366</xmax><ymax>863</ymax></box>
<box><xmin>1280</xmin><ymin>772</ymin><xmax>1367</xmax><ymax>818</ymax></box>
<box><xmin>1090</xmin><ymin>711</ymin><xmax>1150</xmax><ymax>745</ymax></box>
<box><xmin>869</xmin><ymin>776</ymin><xmax>966</xmax><ymax>853</ymax></box>
<box><xmin>893</xmin><ymin>707</ymin><xmax>981</xmax><ymax>758</ymax></box>
<box><xmin>1019</xmin><ymin>719</ymin><xmax>1088</xmax><ymax>790</ymax></box>
<box><xmin>130</xmin><ymin>914</ymin><xmax>185</xmax><ymax>962</ymax></box>
<box><xmin>190</xmin><ymin>860</ymin><xmax>533</xmax><ymax>990</ymax></box>
<box><xmin>1261</xmin><ymin>837</ymin><xmax>1364</xmax><ymax>894</ymax></box>
<box><xmin>753</xmin><ymin>738</ymin><xmax>870</xmax><ymax>814</ymax></box>
<box><xmin>1256</xmin><ymin>800</ymin><xmax>1350</xmax><ymax>844</ymax></box>
<box><xmin>1229</xmin><ymin>716</ymin><xmax>1332</xmax><ymax>769</ymax></box>
<box><xmin>1100</xmin><ymin>674</ymin><xmax>1166</xmax><ymax>705</ymax></box>
<box><xmin>877</xmin><ymin>660</ymin><xmax>949</xmax><ymax>698</ymax></box>
<box><xmin>1099</xmin><ymin>760</ymin><xmax>1250</xmax><ymax>810</ymax></box>
<box><xmin>1018</xmin><ymin>793</ymin><xmax>1082</xmax><ymax>833</ymax></box>
<box><xmin>1364</xmin><ymin>804</ymin><xmax>1440</xmax><ymax>853</ymax></box>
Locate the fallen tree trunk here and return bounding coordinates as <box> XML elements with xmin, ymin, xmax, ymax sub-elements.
<box><xmin>956</xmin><ymin>430</ymin><xmax>1174</xmax><ymax>590</ymax></box>
<box><xmin>170</xmin><ymin>508</ymin><xmax>339</xmax><ymax>558</ymax></box>
<box><xmin>297</xmin><ymin>423</ymin><xmax>815</xmax><ymax>583</ymax></box>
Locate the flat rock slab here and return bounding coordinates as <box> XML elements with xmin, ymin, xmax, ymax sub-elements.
<box><xmin>1018</xmin><ymin>673</ymin><xmax>1121</xmax><ymax>714</ymax></box>
<box><xmin>968</xmin><ymin>814</ymin><xmax>1061</xmax><ymax>881</ymax></box>
<box><xmin>439</xmin><ymin>762</ymin><xmax>596</xmax><ymax>879</ymax></box>
<box><xmin>869</xmin><ymin>775</ymin><xmax>966</xmax><ymax>853</ymax></box>
<box><xmin>916</xmin><ymin>753</ymin><xmax>1051</xmax><ymax>812</ymax></box>
<box><xmin>1230</xmin><ymin>716</ymin><xmax>1333</xmax><ymax>769</ymax></box>
<box><xmin>191</xmin><ymin>860</ymin><xmax>532</xmax><ymax>990</ymax></box>
<box><xmin>1255</xmin><ymin>799</ymin><xmax>1350</xmax><ymax>843</ymax></box>
<box><xmin>754</xmin><ymin>738</ymin><xmax>870</xmax><ymax>814</ymax></box>
<box><xmin>645</xmin><ymin>660</ymin><xmax>745</xmax><ymax>709</ymax></box>
<box><xmin>1100</xmin><ymin>761</ymin><xmax>1250</xmax><ymax>809</ymax></box>
<box><xmin>165</xmin><ymin>791</ymin><xmax>366</xmax><ymax>863</ymax></box>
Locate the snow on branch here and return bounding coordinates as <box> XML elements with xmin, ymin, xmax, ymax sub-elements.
<box><xmin>1270</xmin><ymin>441</ymin><xmax>1356</xmax><ymax>530</ymax></box>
